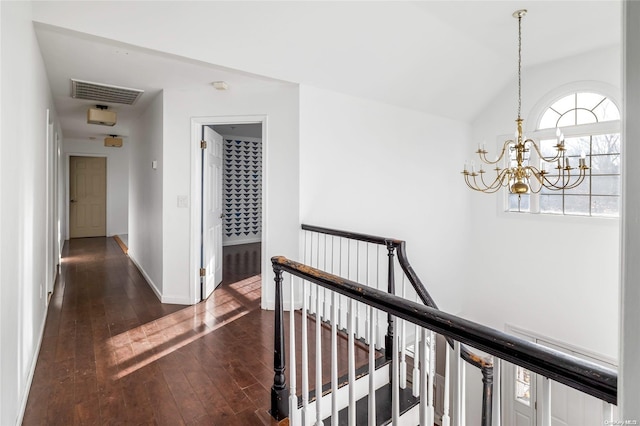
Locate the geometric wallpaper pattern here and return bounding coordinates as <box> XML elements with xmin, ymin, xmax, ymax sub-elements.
<box><xmin>223</xmin><ymin>138</ymin><xmax>262</xmax><ymax>243</ymax></box>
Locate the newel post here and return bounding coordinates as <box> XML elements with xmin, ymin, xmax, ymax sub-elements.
<box><xmin>270</xmin><ymin>261</ymin><xmax>289</xmax><ymax>420</ymax></box>
<box><xmin>481</xmin><ymin>366</ymin><xmax>494</xmax><ymax>426</ymax></box>
<box><xmin>385</xmin><ymin>240</ymin><xmax>396</xmax><ymax>361</ymax></box>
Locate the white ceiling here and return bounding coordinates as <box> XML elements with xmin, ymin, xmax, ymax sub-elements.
<box><xmin>33</xmin><ymin>1</ymin><xmax>621</xmax><ymax>143</ymax></box>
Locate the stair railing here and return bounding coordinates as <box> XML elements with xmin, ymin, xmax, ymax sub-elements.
<box><xmin>301</xmin><ymin>224</ymin><xmax>495</xmax><ymax>424</ymax></box>
<box><xmin>270</xmin><ymin>255</ymin><xmax>617</xmax><ymax>426</ymax></box>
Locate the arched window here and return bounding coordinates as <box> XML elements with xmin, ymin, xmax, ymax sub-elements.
<box><xmin>508</xmin><ymin>91</ymin><xmax>621</xmax><ymax>217</ymax></box>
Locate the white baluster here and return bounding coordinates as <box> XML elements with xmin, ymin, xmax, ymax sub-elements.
<box><xmin>348</xmin><ymin>299</ymin><xmax>356</xmax><ymax>426</ymax></box>
<box><xmin>541</xmin><ymin>377</ymin><xmax>551</xmax><ymax>426</ymax></box>
<box><xmin>331</xmin><ymin>292</ymin><xmax>338</xmax><ymax>426</ymax></box>
<box><xmin>412</xmin><ymin>323</ymin><xmax>421</xmax><ymax>398</ymax></box>
<box><xmin>454</xmin><ymin>341</ymin><xmax>463</xmax><ymax>426</ymax></box>
<box><xmin>419</xmin><ymin>328</ymin><xmax>428</xmax><ymax>425</ymax></box>
<box><xmin>301</xmin><ymin>280</ymin><xmax>309</xmax><ymax>425</ymax></box>
<box><xmin>603</xmin><ymin>401</ymin><xmax>613</xmax><ymax>424</ymax></box>
<box><xmin>399</xmin><ymin>276</ymin><xmax>407</xmax><ymax>389</ymax></box>
<box><xmin>289</xmin><ymin>275</ymin><xmax>298</xmax><ymax>426</ymax></box>
<box><xmin>322</xmin><ymin>234</ymin><xmax>328</xmax><ymax>321</ymax></box>
<box><xmin>441</xmin><ymin>341</ymin><xmax>451</xmax><ymax>426</ymax></box>
<box><xmin>392</xmin><ymin>317</ymin><xmax>400</xmax><ymax>424</ymax></box>
<box><xmin>368</xmin><ymin>306</ymin><xmax>377</xmax><ymax>426</ymax></box>
<box><xmin>427</xmin><ymin>331</ymin><xmax>435</xmax><ymax>426</ymax></box>
<box><xmin>492</xmin><ymin>359</ymin><xmax>501</xmax><ymax>426</ymax></box>
<box><xmin>315</xmin><ymin>284</ymin><xmax>322</xmax><ymax>426</ymax></box>
<box><xmin>364</xmin><ymin>243</ymin><xmax>370</xmax><ymax>341</ymax></box>
<box><xmin>459</xmin><ymin>347</ymin><xmax>466</xmax><ymax>426</ymax></box>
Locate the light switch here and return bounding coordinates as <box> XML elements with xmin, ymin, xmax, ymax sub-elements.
<box><xmin>152</xmin><ymin>160</ymin><xmax>158</xmax><ymax>170</ymax></box>
<box><xmin>177</xmin><ymin>195</ymin><xmax>189</xmax><ymax>208</ymax></box>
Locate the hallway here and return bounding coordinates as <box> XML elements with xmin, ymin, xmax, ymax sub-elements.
<box><xmin>23</xmin><ymin>238</ymin><xmax>272</xmax><ymax>425</ymax></box>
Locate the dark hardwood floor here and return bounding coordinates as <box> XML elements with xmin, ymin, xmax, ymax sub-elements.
<box><xmin>23</xmin><ymin>238</ymin><xmax>371</xmax><ymax>425</ymax></box>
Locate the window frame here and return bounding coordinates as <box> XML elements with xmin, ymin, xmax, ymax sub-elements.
<box><xmin>504</xmin><ymin>89</ymin><xmax>621</xmax><ymax>218</ymax></box>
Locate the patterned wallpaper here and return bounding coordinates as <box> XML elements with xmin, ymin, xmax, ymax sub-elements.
<box><xmin>223</xmin><ymin>138</ymin><xmax>262</xmax><ymax>245</ymax></box>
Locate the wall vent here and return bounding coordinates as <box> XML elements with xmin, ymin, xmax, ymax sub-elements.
<box><xmin>71</xmin><ymin>79</ymin><xmax>144</xmax><ymax>105</ymax></box>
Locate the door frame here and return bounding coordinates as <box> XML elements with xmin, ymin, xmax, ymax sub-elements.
<box><xmin>65</xmin><ymin>153</ymin><xmax>108</xmax><ymax>240</ymax></box>
<box><xmin>189</xmin><ymin>115</ymin><xmax>267</xmax><ymax>305</ymax></box>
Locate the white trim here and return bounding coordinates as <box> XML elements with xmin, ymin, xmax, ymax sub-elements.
<box><xmin>506</xmin><ymin>324</ymin><xmax>618</xmax><ymax>367</ymax></box>
<box><xmin>16</xmin><ymin>308</ymin><xmax>48</xmax><ymax>426</ymax></box>
<box><xmin>190</xmin><ymin>115</ymin><xmax>267</xmax><ymax>306</ymax></box>
<box><xmin>128</xmin><ymin>249</ymin><xmax>170</xmax><ymax>303</ymax></box>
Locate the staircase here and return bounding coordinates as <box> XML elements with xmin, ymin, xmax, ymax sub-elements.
<box><xmin>269</xmin><ymin>224</ymin><xmax>617</xmax><ymax>426</ymax></box>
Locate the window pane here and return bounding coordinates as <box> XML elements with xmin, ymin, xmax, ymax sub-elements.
<box><xmin>592</xmin><ymin>175</ymin><xmax>620</xmax><ymax>196</ymax></box>
<box><xmin>539</xmin><ymin>139</ymin><xmax>560</xmax><ymax>158</ymax></box>
<box><xmin>563</xmin><ymin>136</ymin><xmax>590</xmax><ymax>157</ymax></box>
<box><xmin>509</xmin><ymin>194</ymin><xmax>530</xmax><ymax>212</ymax></box>
<box><xmin>539</xmin><ymin>110</ymin><xmax>560</xmax><ymax>129</ymax></box>
<box><xmin>565</xmin><ymin>177</ymin><xmax>590</xmax><ymax>195</ymax></box>
<box><xmin>576</xmin><ymin>109</ymin><xmax>598</xmax><ymax>125</ymax></box>
<box><xmin>557</xmin><ymin>112</ymin><xmax>577</xmax><ymax>127</ymax></box>
<box><xmin>593</xmin><ymin>98</ymin><xmax>620</xmax><ymax>122</ymax></box>
<box><xmin>592</xmin><ymin>196</ymin><xmax>620</xmax><ymax>217</ymax></box>
<box><xmin>551</xmin><ymin>94</ymin><xmax>576</xmax><ymax>116</ymax></box>
<box><xmin>515</xmin><ymin>366</ymin><xmax>531</xmax><ymax>406</ymax></box>
<box><xmin>564</xmin><ymin>195</ymin><xmax>590</xmax><ymax>215</ymax></box>
<box><xmin>577</xmin><ymin>92</ymin><xmax>606</xmax><ymax>110</ymax></box>
<box><xmin>590</xmin><ymin>154</ymin><xmax>620</xmax><ymax>175</ymax></box>
<box><xmin>592</xmin><ymin>134</ymin><xmax>620</xmax><ymax>155</ymax></box>
<box><xmin>540</xmin><ymin>194</ymin><xmax>563</xmax><ymax>214</ymax></box>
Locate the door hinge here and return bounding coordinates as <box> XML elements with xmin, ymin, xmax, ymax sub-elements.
<box><xmin>200</xmin><ymin>268</ymin><xmax>206</xmax><ymax>277</ymax></box>
<box><xmin>200</xmin><ymin>140</ymin><xmax>207</xmax><ymax>149</ymax></box>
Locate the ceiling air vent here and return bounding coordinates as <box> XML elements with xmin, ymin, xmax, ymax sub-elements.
<box><xmin>71</xmin><ymin>79</ymin><xmax>144</xmax><ymax>105</ymax></box>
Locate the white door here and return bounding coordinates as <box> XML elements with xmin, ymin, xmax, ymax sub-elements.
<box><xmin>506</xmin><ymin>330</ymin><xmax>618</xmax><ymax>426</ymax></box>
<box><xmin>537</xmin><ymin>339</ymin><xmax>617</xmax><ymax>426</ymax></box>
<box><xmin>201</xmin><ymin>126</ymin><xmax>223</xmax><ymax>299</ymax></box>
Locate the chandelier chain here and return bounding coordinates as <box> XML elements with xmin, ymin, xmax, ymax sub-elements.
<box><xmin>517</xmin><ymin>14</ymin><xmax>522</xmax><ymax>120</ymax></box>
<box><xmin>462</xmin><ymin>9</ymin><xmax>590</xmax><ymax>196</ymax></box>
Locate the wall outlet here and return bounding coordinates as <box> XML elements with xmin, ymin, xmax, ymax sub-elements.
<box><xmin>177</xmin><ymin>195</ymin><xmax>189</xmax><ymax>208</ymax></box>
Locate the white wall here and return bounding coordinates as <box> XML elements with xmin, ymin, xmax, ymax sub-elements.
<box><xmin>299</xmin><ymin>85</ymin><xmax>472</xmax><ymax>313</ymax></box>
<box><xmin>163</xmin><ymin>84</ymin><xmax>299</xmax><ymax>306</ymax></box>
<box><xmin>467</xmin><ymin>45</ymin><xmax>621</xmax><ymax>362</ymax></box>
<box><xmin>63</xmin><ymin>138</ymin><xmax>129</xmax><ymax>237</ymax></box>
<box><xmin>0</xmin><ymin>2</ymin><xmax>62</xmax><ymax>424</ymax></box>
<box><xmin>129</xmin><ymin>92</ymin><xmax>164</xmax><ymax>296</ymax></box>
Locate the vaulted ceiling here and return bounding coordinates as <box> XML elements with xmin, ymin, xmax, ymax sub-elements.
<box><xmin>33</xmin><ymin>1</ymin><xmax>621</xmax><ymax>141</ymax></box>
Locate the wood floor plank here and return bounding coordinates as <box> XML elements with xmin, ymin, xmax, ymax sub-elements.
<box><xmin>23</xmin><ymin>238</ymin><xmax>377</xmax><ymax>425</ymax></box>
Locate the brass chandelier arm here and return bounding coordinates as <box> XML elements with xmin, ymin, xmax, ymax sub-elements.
<box><xmin>532</xmin><ymin>166</ymin><xmax>589</xmax><ymax>191</ymax></box>
<box><xmin>477</xmin><ymin>139</ymin><xmax>515</xmax><ymax>165</ymax></box>
<box><xmin>463</xmin><ymin>169</ymin><xmax>508</xmax><ymax>193</ymax></box>
<box><xmin>526</xmin><ymin>138</ymin><xmax>565</xmax><ymax>163</ymax></box>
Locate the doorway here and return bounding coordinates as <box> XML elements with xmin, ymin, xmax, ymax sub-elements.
<box><xmin>69</xmin><ymin>156</ymin><xmax>107</xmax><ymax>238</ymax></box>
<box><xmin>196</xmin><ymin>119</ymin><xmax>264</xmax><ymax>302</ymax></box>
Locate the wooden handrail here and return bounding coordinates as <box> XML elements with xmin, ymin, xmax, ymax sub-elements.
<box><xmin>302</xmin><ymin>223</ymin><xmax>493</xmax><ymax>371</ymax></box>
<box><xmin>272</xmin><ymin>255</ymin><xmax>618</xmax><ymax>404</ymax></box>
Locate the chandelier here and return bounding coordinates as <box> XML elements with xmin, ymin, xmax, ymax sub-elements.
<box><xmin>462</xmin><ymin>9</ymin><xmax>588</xmax><ymax>195</ymax></box>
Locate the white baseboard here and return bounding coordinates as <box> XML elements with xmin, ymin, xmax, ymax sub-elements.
<box><xmin>16</xmin><ymin>307</ymin><xmax>48</xmax><ymax>426</ymax></box>
<box><xmin>127</xmin><ymin>250</ymin><xmax>162</xmax><ymax>302</ymax></box>
<box><xmin>127</xmin><ymin>251</ymin><xmax>191</xmax><ymax>305</ymax></box>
